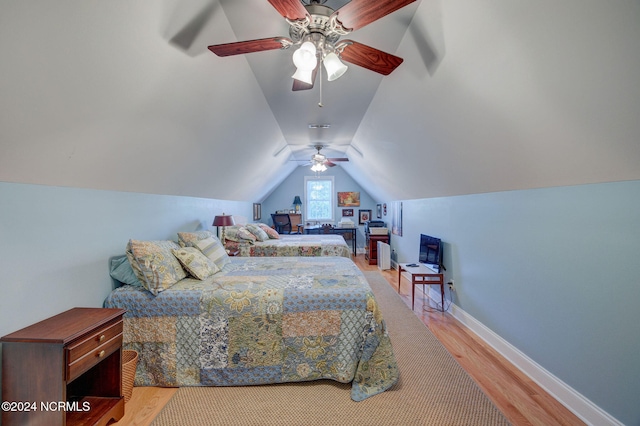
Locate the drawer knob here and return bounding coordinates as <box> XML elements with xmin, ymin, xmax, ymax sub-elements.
<box><xmin>97</xmin><ymin>350</ymin><xmax>105</xmax><ymax>358</ymax></box>
<box><xmin>98</xmin><ymin>334</ymin><xmax>105</xmax><ymax>342</ymax></box>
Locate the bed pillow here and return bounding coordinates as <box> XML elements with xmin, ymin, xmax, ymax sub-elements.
<box><xmin>126</xmin><ymin>240</ymin><xmax>187</xmax><ymax>295</ymax></box>
<box><xmin>223</xmin><ymin>226</ymin><xmax>243</xmax><ymax>242</ymax></box>
<box><xmin>177</xmin><ymin>230</ymin><xmax>215</xmax><ymax>247</ymax></box>
<box><xmin>246</xmin><ymin>223</ymin><xmax>269</xmax><ymax>242</ymax></box>
<box><xmin>109</xmin><ymin>255</ymin><xmax>143</xmax><ymax>286</ymax></box>
<box><xmin>258</xmin><ymin>223</ymin><xmax>279</xmax><ymax>239</ymax></box>
<box><xmin>236</xmin><ymin>227</ymin><xmax>257</xmax><ymax>243</ymax></box>
<box><xmin>189</xmin><ymin>236</ymin><xmax>230</xmax><ymax>269</ymax></box>
<box><xmin>225</xmin><ymin>226</ymin><xmax>256</xmax><ymax>243</ymax></box>
<box><xmin>172</xmin><ymin>247</ymin><xmax>220</xmax><ymax>280</ymax></box>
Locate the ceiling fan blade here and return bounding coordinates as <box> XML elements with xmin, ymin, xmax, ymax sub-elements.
<box><xmin>325</xmin><ymin>160</ymin><xmax>337</xmax><ymax>167</ymax></box>
<box><xmin>267</xmin><ymin>0</ymin><xmax>309</xmax><ymax>21</ymax></box>
<box><xmin>340</xmin><ymin>41</ymin><xmax>403</xmax><ymax>75</ymax></box>
<box><xmin>326</xmin><ymin>158</ymin><xmax>349</xmax><ymax>162</ymax></box>
<box><xmin>208</xmin><ymin>37</ymin><xmax>291</xmax><ymax>57</ymax></box>
<box><xmin>292</xmin><ymin>66</ymin><xmax>318</xmax><ymax>91</ymax></box>
<box><xmin>332</xmin><ymin>0</ymin><xmax>416</xmax><ymax>31</ymax></box>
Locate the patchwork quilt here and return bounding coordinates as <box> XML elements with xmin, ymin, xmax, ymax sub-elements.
<box><xmin>104</xmin><ymin>257</ymin><xmax>398</xmax><ymax>401</ymax></box>
<box><xmin>227</xmin><ymin>234</ymin><xmax>351</xmax><ymax>258</ymax></box>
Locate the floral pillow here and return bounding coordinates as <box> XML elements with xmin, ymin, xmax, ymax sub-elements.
<box><xmin>237</xmin><ymin>227</ymin><xmax>257</xmax><ymax>243</ymax></box>
<box><xmin>126</xmin><ymin>240</ymin><xmax>187</xmax><ymax>295</ymax></box>
<box><xmin>177</xmin><ymin>230</ymin><xmax>215</xmax><ymax>247</ymax></box>
<box><xmin>172</xmin><ymin>247</ymin><xmax>220</xmax><ymax>280</ymax></box>
<box><xmin>189</xmin><ymin>236</ymin><xmax>230</xmax><ymax>269</ymax></box>
<box><xmin>223</xmin><ymin>226</ymin><xmax>244</xmax><ymax>242</ymax></box>
<box><xmin>258</xmin><ymin>223</ymin><xmax>279</xmax><ymax>239</ymax></box>
<box><xmin>246</xmin><ymin>223</ymin><xmax>269</xmax><ymax>242</ymax></box>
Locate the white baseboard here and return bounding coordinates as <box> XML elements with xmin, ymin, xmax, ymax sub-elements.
<box><xmin>428</xmin><ymin>290</ymin><xmax>623</xmax><ymax>426</ymax></box>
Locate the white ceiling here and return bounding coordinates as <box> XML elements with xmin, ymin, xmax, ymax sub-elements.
<box><xmin>1</xmin><ymin>0</ymin><xmax>639</xmax><ymax>202</ymax></box>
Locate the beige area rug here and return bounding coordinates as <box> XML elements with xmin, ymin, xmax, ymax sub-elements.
<box><xmin>152</xmin><ymin>271</ymin><xmax>509</xmax><ymax>425</ymax></box>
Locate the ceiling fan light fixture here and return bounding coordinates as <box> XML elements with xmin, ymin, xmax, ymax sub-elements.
<box><xmin>323</xmin><ymin>52</ymin><xmax>348</xmax><ymax>81</ymax></box>
<box><xmin>312</xmin><ymin>153</ymin><xmax>326</xmax><ymax>162</ymax></box>
<box><xmin>292</xmin><ymin>42</ymin><xmax>318</xmax><ymax>71</ymax></box>
<box><xmin>311</xmin><ymin>162</ymin><xmax>327</xmax><ymax>172</ymax></box>
<box><xmin>292</xmin><ymin>67</ymin><xmax>314</xmax><ymax>84</ymax></box>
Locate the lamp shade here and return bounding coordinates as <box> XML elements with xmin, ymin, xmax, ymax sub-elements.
<box><xmin>293</xmin><ymin>196</ymin><xmax>302</xmax><ymax>206</ymax></box>
<box><xmin>323</xmin><ymin>52</ymin><xmax>348</xmax><ymax>81</ymax></box>
<box><xmin>291</xmin><ymin>67</ymin><xmax>314</xmax><ymax>84</ymax></box>
<box><xmin>311</xmin><ymin>162</ymin><xmax>327</xmax><ymax>172</ymax></box>
<box><xmin>212</xmin><ymin>214</ymin><xmax>235</xmax><ymax>227</ymax></box>
<box><xmin>292</xmin><ymin>42</ymin><xmax>317</xmax><ymax>71</ymax></box>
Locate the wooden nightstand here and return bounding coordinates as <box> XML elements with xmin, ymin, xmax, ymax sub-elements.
<box><xmin>1</xmin><ymin>307</ymin><xmax>126</xmax><ymax>426</ymax></box>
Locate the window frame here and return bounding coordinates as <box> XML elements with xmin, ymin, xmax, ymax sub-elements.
<box><xmin>304</xmin><ymin>176</ymin><xmax>335</xmax><ymax>223</ymax></box>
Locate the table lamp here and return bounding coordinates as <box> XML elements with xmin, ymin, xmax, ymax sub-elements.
<box><xmin>212</xmin><ymin>213</ymin><xmax>235</xmax><ymax>243</ymax></box>
<box><xmin>293</xmin><ymin>196</ymin><xmax>302</xmax><ymax>213</ymax></box>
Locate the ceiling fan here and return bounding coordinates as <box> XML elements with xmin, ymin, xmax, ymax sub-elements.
<box><xmin>302</xmin><ymin>145</ymin><xmax>349</xmax><ymax>171</ymax></box>
<box><xmin>207</xmin><ymin>0</ymin><xmax>416</xmax><ymax>90</ymax></box>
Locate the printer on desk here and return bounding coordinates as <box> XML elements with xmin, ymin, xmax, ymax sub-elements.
<box><xmin>365</xmin><ymin>220</ymin><xmax>387</xmax><ymax>235</ymax></box>
<box><xmin>337</xmin><ymin>218</ymin><xmax>355</xmax><ymax>228</ymax></box>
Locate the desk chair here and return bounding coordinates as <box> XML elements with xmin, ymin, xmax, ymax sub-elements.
<box><xmin>271</xmin><ymin>214</ymin><xmax>300</xmax><ymax>234</ymax></box>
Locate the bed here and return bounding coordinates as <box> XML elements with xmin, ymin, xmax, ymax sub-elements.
<box><xmin>226</xmin><ymin>234</ymin><xmax>351</xmax><ymax>258</ymax></box>
<box><xmin>104</xmin><ymin>255</ymin><xmax>398</xmax><ymax>401</ymax></box>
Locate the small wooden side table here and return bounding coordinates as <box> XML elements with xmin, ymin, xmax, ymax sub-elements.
<box><xmin>398</xmin><ymin>263</ymin><xmax>445</xmax><ymax>312</ymax></box>
<box><xmin>1</xmin><ymin>307</ymin><xmax>126</xmax><ymax>426</ymax></box>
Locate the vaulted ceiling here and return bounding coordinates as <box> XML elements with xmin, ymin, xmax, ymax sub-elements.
<box><xmin>1</xmin><ymin>0</ymin><xmax>639</xmax><ymax>203</ymax></box>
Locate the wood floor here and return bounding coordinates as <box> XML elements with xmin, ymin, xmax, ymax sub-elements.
<box><xmin>115</xmin><ymin>254</ymin><xmax>584</xmax><ymax>426</ymax></box>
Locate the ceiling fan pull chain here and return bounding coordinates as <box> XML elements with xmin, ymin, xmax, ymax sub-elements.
<box><xmin>318</xmin><ymin>62</ymin><xmax>323</xmax><ymax>107</ymax></box>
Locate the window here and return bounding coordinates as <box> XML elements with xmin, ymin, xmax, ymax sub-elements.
<box><xmin>304</xmin><ymin>176</ymin><xmax>334</xmax><ymax>222</ymax></box>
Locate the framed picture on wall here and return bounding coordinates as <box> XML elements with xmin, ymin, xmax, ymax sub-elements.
<box><xmin>376</xmin><ymin>204</ymin><xmax>382</xmax><ymax>218</ymax></box>
<box><xmin>337</xmin><ymin>192</ymin><xmax>360</xmax><ymax>207</ymax></box>
<box><xmin>359</xmin><ymin>209</ymin><xmax>372</xmax><ymax>225</ymax></box>
<box><xmin>342</xmin><ymin>209</ymin><xmax>354</xmax><ymax>217</ymax></box>
<box><xmin>253</xmin><ymin>203</ymin><xmax>261</xmax><ymax>221</ymax></box>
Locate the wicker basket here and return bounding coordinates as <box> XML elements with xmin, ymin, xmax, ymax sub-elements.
<box><xmin>122</xmin><ymin>349</ymin><xmax>138</xmax><ymax>403</ymax></box>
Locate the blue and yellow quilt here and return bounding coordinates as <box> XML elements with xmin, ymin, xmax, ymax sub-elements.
<box><xmin>104</xmin><ymin>257</ymin><xmax>398</xmax><ymax>401</ymax></box>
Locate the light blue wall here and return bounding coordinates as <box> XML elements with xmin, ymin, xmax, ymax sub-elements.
<box><xmin>261</xmin><ymin>166</ymin><xmax>379</xmax><ymax>251</ymax></box>
<box><xmin>387</xmin><ymin>179</ymin><xmax>640</xmax><ymax>425</ymax></box>
<box><xmin>0</xmin><ymin>182</ymin><xmax>251</xmax><ymax>338</ymax></box>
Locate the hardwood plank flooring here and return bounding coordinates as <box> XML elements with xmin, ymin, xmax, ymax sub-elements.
<box><xmin>116</xmin><ymin>254</ymin><xmax>584</xmax><ymax>426</ymax></box>
<box><xmin>113</xmin><ymin>387</ymin><xmax>176</xmax><ymax>425</ymax></box>
<box><xmin>354</xmin><ymin>255</ymin><xmax>584</xmax><ymax>426</ymax></box>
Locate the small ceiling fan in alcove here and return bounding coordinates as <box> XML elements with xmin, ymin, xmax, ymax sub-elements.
<box><xmin>298</xmin><ymin>145</ymin><xmax>349</xmax><ymax>171</ymax></box>
<box><xmin>207</xmin><ymin>0</ymin><xmax>416</xmax><ymax>90</ymax></box>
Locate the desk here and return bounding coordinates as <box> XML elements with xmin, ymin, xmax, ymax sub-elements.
<box><xmin>304</xmin><ymin>225</ymin><xmax>357</xmax><ymax>255</ymax></box>
<box><xmin>398</xmin><ymin>263</ymin><xmax>444</xmax><ymax>311</ymax></box>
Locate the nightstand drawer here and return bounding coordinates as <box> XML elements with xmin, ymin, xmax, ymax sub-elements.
<box><xmin>67</xmin><ymin>319</ymin><xmax>123</xmax><ymax>364</ymax></box>
<box><xmin>66</xmin><ymin>319</ymin><xmax>123</xmax><ymax>382</ymax></box>
<box><xmin>67</xmin><ymin>333</ymin><xmax>122</xmax><ymax>382</ymax></box>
